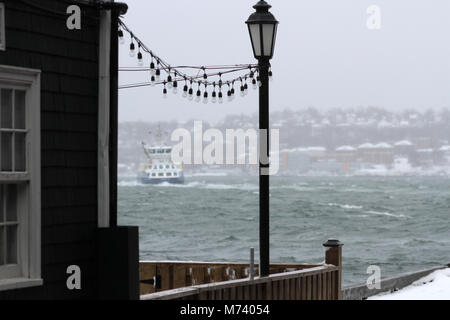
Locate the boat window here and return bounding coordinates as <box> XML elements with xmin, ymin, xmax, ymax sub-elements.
<box><xmin>157</xmin><ymin>149</ymin><xmax>164</xmax><ymax>154</ymax></box>
<box><xmin>151</xmin><ymin>173</ymin><xmax>156</xmax><ymax>177</ymax></box>
<box><xmin>158</xmin><ymin>173</ymin><xmax>164</xmax><ymax>177</ymax></box>
<box><xmin>173</xmin><ymin>172</ymin><xmax>178</xmax><ymax>177</ymax></box>
<box><xmin>165</xmin><ymin>149</ymin><xmax>171</xmax><ymax>154</ymax></box>
<box><xmin>149</xmin><ymin>149</ymin><xmax>155</xmax><ymax>154</ymax></box>
<box><xmin>165</xmin><ymin>165</ymin><xmax>170</xmax><ymax>169</ymax></box>
<box><xmin>159</xmin><ymin>165</ymin><xmax>163</xmax><ymax>169</ymax></box>
<box><xmin>171</xmin><ymin>165</ymin><xmax>175</xmax><ymax>169</ymax></box>
<box><xmin>166</xmin><ymin>172</ymin><xmax>172</xmax><ymax>177</ymax></box>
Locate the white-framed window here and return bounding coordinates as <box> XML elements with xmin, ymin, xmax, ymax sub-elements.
<box><xmin>0</xmin><ymin>65</ymin><xmax>42</xmax><ymax>291</ymax></box>
<box><xmin>0</xmin><ymin>3</ymin><xmax>5</xmax><ymax>51</ymax></box>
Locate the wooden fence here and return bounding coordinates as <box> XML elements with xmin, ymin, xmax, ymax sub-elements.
<box><xmin>142</xmin><ymin>265</ymin><xmax>340</xmax><ymax>300</ymax></box>
<box><xmin>140</xmin><ymin>239</ymin><xmax>343</xmax><ymax>300</ymax></box>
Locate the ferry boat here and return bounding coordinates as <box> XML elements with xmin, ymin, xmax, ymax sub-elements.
<box><xmin>138</xmin><ymin>143</ymin><xmax>184</xmax><ymax>184</ymax></box>
<box><xmin>137</xmin><ymin>130</ymin><xmax>184</xmax><ymax>184</ymax></box>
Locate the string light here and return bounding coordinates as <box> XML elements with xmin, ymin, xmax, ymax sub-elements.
<box><xmin>162</xmin><ymin>81</ymin><xmax>168</xmax><ymax>98</ymax></box>
<box><xmin>137</xmin><ymin>43</ymin><xmax>143</xmax><ymax>66</ymax></box>
<box><xmin>211</xmin><ymin>83</ymin><xmax>217</xmax><ymax>103</ymax></box>
<box><xmin>195</xmin><ymin>82</ymin><xmax>201</xmax><ymax>103</ymax></box>
<box><xmin>118</xmin><ymin>20</ymin><xmax>263</xmax><ymax>104</ymax></box>
<box><xmin>129</xmin><ymin>38</ymin><xmax>135</xmax><ymax>57</ymax></box>
<box><xmin>118</xmin><ymin>28</ymin><xmax>125</xmax><ymax>45</ymax></box>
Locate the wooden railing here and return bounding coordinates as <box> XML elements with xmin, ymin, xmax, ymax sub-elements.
<box><xmin>140</xmin><ymin>261</ymin><xmax>321</xmax><ymax>295</ymax></box>
<box><xmin>142</xmin><ymin>265</ymin><xmax>340</xmax><ymax>300</ymax></box>
<box><xmin>140</xmin><ymin>239</ymin><xmax>343</xmax><ymax>300</ymax></box>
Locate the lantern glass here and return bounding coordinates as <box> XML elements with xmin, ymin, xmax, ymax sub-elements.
<box><xmin>249</xmin><ymin>24</ymin><xmax>262</xmax><ymax>57</ymax></box>
<box><xmin>262</xmin><ymin>23</ymin><xmax>276</xmax><ymax>57</ymax></box>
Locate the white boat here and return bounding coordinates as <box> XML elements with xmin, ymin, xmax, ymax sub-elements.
<box><xmin>137</xmin><ymin>128</ymin><xmax>184</xmax><ymax>184</ymax></box>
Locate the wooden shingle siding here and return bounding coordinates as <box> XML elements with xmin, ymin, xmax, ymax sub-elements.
<box><xmin>0</xmin><ymin>0</ymin><xmax>100</xmax><ymax>299</ymax></box>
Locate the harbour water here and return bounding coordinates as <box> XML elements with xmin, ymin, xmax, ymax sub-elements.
<box><xmin>118</xmin><ymin>175</ymin><xmax>450</xmax><ymax>285</ymax></box>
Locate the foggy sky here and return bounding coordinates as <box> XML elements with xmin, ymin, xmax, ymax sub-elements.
<box><xmin>118</xmin><ymin>0</ymin><xmax>450</xmax><ymax>123</ymax></box>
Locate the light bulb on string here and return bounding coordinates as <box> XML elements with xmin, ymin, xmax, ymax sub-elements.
<box><xmin>129</xmin><ymin>39</ymin><xmax>135</xmax><ymax>57</ymax></box>
<box><xmin>211</xmin><ymin>83</ymin><xmax>217</xmax><ymax>103</ymax></box>
<box><xmin>252</xmin><ymin>78</ymin><xmax>257</xmax><ymax>90</ymax></box>
<box><xmin>203</xmin><ymin>83</ymin><xmax>209</xmax><ymax>104</ymax></box>
<box><xmin>182</xmin><ymin>79</ymin><xmax>188</xmax><ymax>98</ymax></box>
<box><xmin>137</xmin><ymin>45</ymin><xmax>143</xmax><ymax>66</ymax></box>
<box><xmin>172</xmin><ymin>80</ymin><xmax>178</xmax><ymax>94</ymax></box>
<box><xmin>231</xmin><ymin>81</ymin><xmax>235</xmax><ymax>100</ymax></box>
<box><xmin>218</xmin><ymin>91</ymin><xmax>223</xmax><ymax>104</ymax></box>
<box><xmin>195</xmin><ymin>83</ymin><xmax>201</xmax><ymax>103</ymax></box>
<box><xmin>118</xmin><ymin>28</ymin><xmax>125</xmax><ymax>45</ymax></box>
<box><xmin>239</xmin><ymin>78</ymin><xmax>245</xmax><ymax>97</ymax></box>
<box><xmin>269</xmin><ymin>67</ymin><xmax>273</xmax><ymax>82</ymax></box>
<box><xmin>166</xmin><ymin>68</ymin><xmax>173</xmax><ymax>89</ymax></box>
<box><xmin>150</xmin><ymin>75</ymin><xmax>156</xmax><ymax>86</ymax></box>
<box><xmin>155</xmin><ymin>64</ymin><xmax>161</xmax><ymax>81</ymax></box>
<box><xmin>150</xmin><ymin>56</ymin><xmax>156</xmax><ymax>75</ymax></box>
<box><xmin>188</xmin><ymin>81</ymin><xmax>194</xmax><ymax>101</ymax></box>
<box><xmin>162</xmin><ymin>82</ymin><xmax>168</xmax><ymax>98</ymax></box>
<box><xmin>257</xmin><ymin>76</ymin><xmax>262</xmax><ymax>87</ymax></box>
<box><xmin>244</xmin><ymin>78</ymin><xmax>249</xmax><ymax>95</ymax></box>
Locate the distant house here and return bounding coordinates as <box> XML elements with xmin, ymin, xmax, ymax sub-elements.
<box><xmin>358</xmin><ymin>143</ymin><xmax>394</xmax><ymax>165</ymax></box>
<box><xmin>394</xmin><ymin>140</ymin><xmax>415</xmax><ymax>158</ymax></box>
<box><xmin>0</xmin><ymin>0</ymin><xmax>138</xmax><ymax>299</ymax></box>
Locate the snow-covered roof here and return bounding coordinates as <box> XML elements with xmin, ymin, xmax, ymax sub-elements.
<box><xmin>307</xmin><ymin>146</ymin><xmax>326</xmax><ymax>152</ymax></box>
<box><xmin>377</xmin><ymin>120</ymin><xmax>393</xmax><ymax>128</ymax></box>
<box><xmin>439</xmin><ymin>145</ymin><xmax>450</xmax><ymax>151</ymax></box>
<box><xmin>358</xmin><ymin>143</ymin><xmax>375</xmax><ymax>149</ymax></box>
<box><xmin>395</xmin><ymin>140</ymin><xmax>413</xmax><ymax>146</ymax></box>
<box><xmin>417</xmin><ymin>148</ymin><xmax>433</xmax><ymax>153</ymax></box>
<box><xmin>336</xmin><ymin>145</ymin><xmax>356</xmax><ymax>152</ymax></box>
<box><xmin>374</xmin><ymin>142</ymin><xmax>393</xmax><ymax>149</ymax></box>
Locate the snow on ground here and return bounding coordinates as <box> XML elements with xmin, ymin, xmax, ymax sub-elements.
<box><xmin>369</xmin><ymin>268</ymin><xmax>450</xmax><ymax>300</ymax></box>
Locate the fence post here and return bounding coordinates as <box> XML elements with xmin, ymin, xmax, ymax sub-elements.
<box><xmin>250</xmin><ymin>247</ymin><xmax>255</xmax><ymax>281</ymax></box>
<box><xmin>323</xmin><ymin>239</ymin><xmax>343</xmax><ymax>300</ymax></box>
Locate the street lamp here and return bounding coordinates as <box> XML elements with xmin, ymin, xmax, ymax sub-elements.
<box><xmin>246</xmin><ymin>1</ymin><xmax>278</xmax><ymax>277</ymax></box>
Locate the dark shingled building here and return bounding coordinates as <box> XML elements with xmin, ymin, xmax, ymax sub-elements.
<box><xmin>0</xmin><ymin>0</ymin><xmax>138</xmax><ymax>299</ymax></box>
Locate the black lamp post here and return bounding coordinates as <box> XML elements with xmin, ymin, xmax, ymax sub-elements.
<box><xmin>246</xmin><ymin>0</ymin><xmax>278</xmax><ymax>277</ymax></box>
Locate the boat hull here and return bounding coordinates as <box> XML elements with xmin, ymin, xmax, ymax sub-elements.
<box><xmin>138</xmin><ymin>173</ymin><xmax>184</xmax><ymax>184</ymax></box>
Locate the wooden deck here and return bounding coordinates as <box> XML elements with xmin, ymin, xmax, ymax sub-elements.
<box><xmin>140</xmin><ymin>239</ymin><xmax>343</xmax><ymax>300</ymax></box>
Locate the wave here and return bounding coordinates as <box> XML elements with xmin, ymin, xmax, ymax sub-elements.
<box><xmin>327</xmin><ymin>202</ymin><xmax>363</xmax><ymax>209</ymax></box>
<box><xmin>365</xmin><ymin>210</ymin><xmax>409</xmax><ymax>218</ymax></box>
<box><xmin>118</xmin><ymin>180</ymin><xmax>145</xmax><ymax>187</ymax></box>
<box><xmin>119</xmin><ymin>180</ymin><xmax>259</xmax><ymax>191</ymax></box>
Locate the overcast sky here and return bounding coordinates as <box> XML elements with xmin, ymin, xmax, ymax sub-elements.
<box><xmin>118</xmin><ymin>0</ymin><xmax>450</xmax><ymax>123</ymax></box>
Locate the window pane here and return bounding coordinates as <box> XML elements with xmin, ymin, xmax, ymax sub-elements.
<box><xmin>0</xmin><ymin>184</ymin><xmax>3</xmax><ymax>223</ymax></box>
<box><xmin>14</xmin><ymin>90</ymin><xmax>26</xmax><ymax>129</ymax></box>
<box><xmin>0</xmin><ymin>226</ymin><xmax>4</xmax><ymax>265</ymax></box>
<box><xmin>15</xmin><ymin>132</ymin><xmax>26</xmax><ymax>172</ymax></box>
<box><xmin>0</xmin><ymin>89</ymin><xmax>13</xmax><ymax>128</ymax></box>
<box><xmin>6</xmin><ymin>225</ymin><xmax>17</xmax><ymax>264</ymax></box>
<box><xmin>1</xmin><ymin>132</ymin><xmax>12</xmax><ymax>171</ymax></box>
<box><xmin>6</xmin><ymin>184</ymin><xmax>17</xmax><ymax>222</ymax></box>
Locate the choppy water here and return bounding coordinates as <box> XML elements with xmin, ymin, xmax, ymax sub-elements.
<box><xmin>118</xmin><ymin>175</ymin><xmax>450</xmax><ymax>286</ymax></box>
